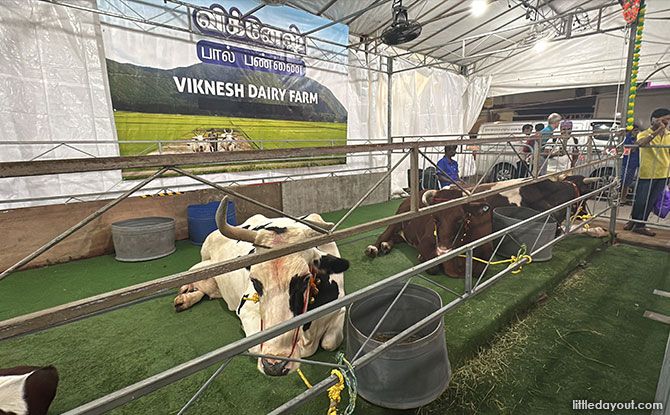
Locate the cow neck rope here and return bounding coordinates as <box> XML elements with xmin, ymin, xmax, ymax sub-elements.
<box><xmin>259</xmin><ymin>269</ymin><xmax>315</xmax><ymax>360</ymax></box>
<box><xmin>432</xmin><ymin>213</ymin><xmax>471</xmax><ymax>249</ymax></box>
<box><xmin>566</xmin><ymin>181</ymin><xmax>593</xmax><ymax>229</ymax></box>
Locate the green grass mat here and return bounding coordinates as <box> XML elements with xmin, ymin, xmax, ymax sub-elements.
<box><xmin>0</xmin><ymin>199</ymin><xmax>607</xmax><ymax>414</ymax></box>
<box><xmin>424</xmin><ymin>243</ymin><xmax>670</xmax><ymax>414</ymax></box>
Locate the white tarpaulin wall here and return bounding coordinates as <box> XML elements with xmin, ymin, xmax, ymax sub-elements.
<box><xmin>0</xmin><ymin>0</ymin><xmax>490</xmax><ymax>209</ymax></box>
<box><xmin>475</xmin><ymin>2</ymin><xmax>670</xmax><ymax>97</ymax></box>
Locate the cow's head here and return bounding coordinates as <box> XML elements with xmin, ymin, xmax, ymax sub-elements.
<box><xmin>556</xmin><ymin>174</ymin><xmax>601</xmax><ymax>197</ymax></box>
<box><xmin>215</xmin><ymin>198</ymin><xmax>349</xmax><ymax>376</ymax></box>
<box><xmin>423</xmin><ymin>189</ymin><xmax>491</xmax><ymax>277</ymax></box>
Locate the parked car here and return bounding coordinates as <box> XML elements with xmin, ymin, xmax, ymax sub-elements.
<box><xmin>472</xmin><ymin>119</ymin><xmax>620</xmax><ymax>182</ymax></box>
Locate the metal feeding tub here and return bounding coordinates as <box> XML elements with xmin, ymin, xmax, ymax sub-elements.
<box><xmin>346</xmin><ymin>283</ymin><xmax>451</xmax><ymax>409</ymax></box>
<box><xmin>492</xmin><ymin>206</ymin><xmax>557</xmax><ymax>262</ymax></box>
<box><xmin>111</xmin><ymin>217</ymin><xmax>176</xmax><ymax>262</ymax></box>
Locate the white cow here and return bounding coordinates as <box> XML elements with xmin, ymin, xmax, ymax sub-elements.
<box><xmin>220</xmin><ymin>129</ymin><xmax>236</xmax><ymax>151</ymax></box>
<box><xmin>189</xmin><ymin>134</ymin><xmax>210</xmax><ymax>152</ymax></box>
<box><xmin>174</xmin><ymin>198</ymin><xmax>348</xmax><ymax>376</ymax></box>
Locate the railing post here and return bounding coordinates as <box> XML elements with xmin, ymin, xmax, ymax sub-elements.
<box><xmin>409</xmin><ymin>145</ymin><xmax>419</xmax><ymax>212</ymax></box>
<box><xmin>532</xmin><ymin>142</ymin><xmax>540</xmax><ymax>178</ymax></box>
<box><xmin>565</xmin><ymin>205</ymin><xmax>572</xmax><ymax>234</ymax></box>
<box><xmin>465</xmin><ymin>248</ymin><xmax>473</xmax><ymax>294</ymax></box>
<box><xmin>608</xmin><ymin>155</ymin><xmax>622</xmax><ymax>241</ymax></box>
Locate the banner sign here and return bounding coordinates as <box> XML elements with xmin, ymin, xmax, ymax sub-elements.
<box><xmin>196</xmin><ymin>40</ymin><xmax>307</xmax><ymax>77</ymax></box>
<box><xmin>193</xmin><ymin>5</ymin><xmax>306</xmax><ymax>54</ymax></box>
<box><xmin>97</xmin><ymin>0</ymin><xmax>348</xmax><ymax>175</ymax></box>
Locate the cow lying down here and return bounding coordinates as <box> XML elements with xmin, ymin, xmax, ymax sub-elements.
<box><xmin>174</xmin><ymin>198</ymin><xmax>349</xmax><ymax>376</ymax></box>
<box><xmin>365</xmin><ymin>175</ymin><xmax>608</xmax><ymax>278</ymax></box>
<box><xmin>0</xmin><ymin>366</ymin><xmax>59</xmax><ymax>415</ymax></box>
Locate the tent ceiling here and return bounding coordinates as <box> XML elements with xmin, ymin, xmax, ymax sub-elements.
<box><xmin>286</xmin><ymin>0</ymin><xmax>633</xmax><ymax>66</ymax></box>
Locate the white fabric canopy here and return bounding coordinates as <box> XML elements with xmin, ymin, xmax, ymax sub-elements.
<box><xmin>0</xmin><ymin>0</ymin><xmax>490</xmax><ymax>208</ymax></box>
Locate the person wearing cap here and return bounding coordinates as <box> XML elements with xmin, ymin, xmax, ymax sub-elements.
<box><xmin>624</xmin><ymin>108</ymin><xmax>670</xmax><ymax>236</ymax></box>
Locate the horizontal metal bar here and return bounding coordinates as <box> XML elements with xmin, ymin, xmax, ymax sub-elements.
<box><xmin>0</xmin><ymin>166</ymin><xmax>389</xmax><ymax>206</ymax></box>
<box><xmin>0</xmin><ymin>132</ymin><xmax>620</xmax><ymax>178</ymax></box>
<box><xmin>0</xmin><ymin>155</ymin><xmax>616</xmax><ymax>341</ymax></box>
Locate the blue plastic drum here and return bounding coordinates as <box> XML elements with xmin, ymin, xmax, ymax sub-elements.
<box><xmin>187</xmin><ymin>200</ymin><xmax>236</xmax><ymax>245</ymax></box>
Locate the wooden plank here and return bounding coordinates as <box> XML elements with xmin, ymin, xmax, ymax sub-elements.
<box><xmin>644</xmin><ymin>311</ymin><xmax>670</xmax><ymax>325</ymax></box>
<box><xmin>654</xmin><ymin>289</ymin><xmax>670</xmax><ymax>299</ymax></box>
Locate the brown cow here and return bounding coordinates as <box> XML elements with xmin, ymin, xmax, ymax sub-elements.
<box><xmin>365</xmin><ymin>188</ymin><xmax>493</xmax><ymax>278</ymax></box>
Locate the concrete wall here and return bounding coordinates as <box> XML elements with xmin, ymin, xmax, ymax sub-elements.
<box><xmin>0</xmin><ymin>184</ymin><xmax>281</xmax><ymax>271</ymax></box>
<box><xmin>281</xmin><ymin>173</ymin><xmax>390</xmax><ymax>216</ymax></box>
<box><xmin>1</xmin><ymin>173</ymin><xmax>390</xmax><ymax>271</ymax></box>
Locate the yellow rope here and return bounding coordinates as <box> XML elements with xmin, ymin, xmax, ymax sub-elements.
<box><xmin>458</xmin><ymin>246</ymin><xmax>533</xmax><ymax>274</ymax></box>
<box><xmin>327</xmin><ymin>369</ymin><xmax>345</xmax><ymax>415</ymax></box>
<box><xmin>296</xmin><ymin>368</ymin><xmax>313</xmax><ymax>389</ymax></box>
<box><xmin>241</xmin><ymin>293</ymin><xmax>260</xmax><ymax>303</ymax></box>
<box><xmin>571</xmin><ymin>213</ymin><xmax>592</xmax><ymax>230</ymax></box>
<box><xmin>295</xmin><ymin>368</ymin><xmax>345</xmax><ymax>415</ymax></box>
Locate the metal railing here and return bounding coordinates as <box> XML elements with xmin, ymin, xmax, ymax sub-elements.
<box><xmin>0</xmin><ymin>134</ymin><xmax>624</xmax><ymax>414</ymax></box>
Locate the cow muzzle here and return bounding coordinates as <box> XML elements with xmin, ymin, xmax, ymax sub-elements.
<box><xmin>260</xmin><ymin>358</ymin><xmax>290</xmax><ymax>376</ymax></box>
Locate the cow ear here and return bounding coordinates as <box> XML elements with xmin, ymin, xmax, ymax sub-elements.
<box><xmin>316</xmin><ymin>254</ymin><xmax>349</xmax><ymax>274</ymax></box>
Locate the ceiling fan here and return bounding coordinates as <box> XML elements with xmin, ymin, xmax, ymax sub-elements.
<box><xmin>381</xmin><ymin>0</ymin><xmax>422</xmax><ymax>46</ymax></box>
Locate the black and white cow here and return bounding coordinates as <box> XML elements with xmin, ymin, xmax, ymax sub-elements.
<box><xmin>0</xmin><ymin>366</ymin><xmax>59</xmax><ymax>415</ymax></box>
<box><xmin>173</xmin><ymin>198</ymin><xmax>349</xmax><ymax>376</ymax></box>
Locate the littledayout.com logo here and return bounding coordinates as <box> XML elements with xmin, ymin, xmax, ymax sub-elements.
<box><xmin>572</xmin><ymin>399</ymin><xmax>663</xmax><ymax>411</ymax></box>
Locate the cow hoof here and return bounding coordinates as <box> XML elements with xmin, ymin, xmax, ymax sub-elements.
<box><xmin>380</xmin><ymin>242</ymin><xmax>392</xmax><ymax>255</ymax></box>
<box><xmin>365</xmin><ymin>245</ymin><xmax>378</xmax><ymax>258</ymax></box>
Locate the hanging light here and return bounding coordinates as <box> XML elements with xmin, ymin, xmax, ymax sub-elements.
<box><xmin>471</xmin><ymin>0</ymin><xmax>488</xmax><ymax>17</ymax></box>
<box><xmin>533</xmin><ymin>38</ymin><xmax>549</xmax><ymax>53</ymax></box>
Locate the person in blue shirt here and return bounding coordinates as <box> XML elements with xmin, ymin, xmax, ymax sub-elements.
<box><xmin>620</xmin><ymin>124</ymin><xmax>641</xmax><ymax>204</ymax></box>
<box><xmin>437</xmin><ymin>145</ymin><xmax>460</xmax><ymax>188</ymax></box>
<box><xmin>535</xmin><ymin>113</ymin><xmax>562</xmax><ymax>175</ymax></box>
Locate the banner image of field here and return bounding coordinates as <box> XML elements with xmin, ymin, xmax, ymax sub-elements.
<box><xmin>97</xmin><ymin>0</ymin><xmax>349</xmax><ymax>177</ymax></box>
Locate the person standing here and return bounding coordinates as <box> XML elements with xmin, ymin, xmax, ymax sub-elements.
<box><xmin>517</xmin><ymin>123</ymin><xmax>534</xmax><ymax>177</ymax></box>
<box><xmin>535</xmin><ymin>113</ymin><xmax>562</xmax><ymax>175</ymax></box>
<box><xmin>624</xmin><ymin>109</ymin><xmax>670</xmax><ymax>236</ymax></box>
<box><xmin>620</xmin><ymin>124</ymin><xmax>641</xmax><ymax>204</ymax></box>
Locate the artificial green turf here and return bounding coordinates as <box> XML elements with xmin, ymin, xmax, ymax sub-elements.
<box><xmin>0</xmin><ymin>241</ymin><xmax>201</xmax><ymax>321</ymax></box>
<box><xmin>423</xmin><ymin>243</ymin><xmax>670</xmax><ymax>414</ymax></box>
<box><xmin>0</xmin><ymin>199</ymin><xmax>607</xmax><ymax>414</ymax></box>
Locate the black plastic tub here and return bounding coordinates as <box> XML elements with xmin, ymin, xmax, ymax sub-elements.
<box><xmin>492</xmin><ymin>206</ymin><xmax>557</xmax><ymax>262</ymax></box>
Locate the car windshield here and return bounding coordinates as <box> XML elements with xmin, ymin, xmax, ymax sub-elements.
<box><xmin>591</xmin><ymin>122</ymin><xmax>616</xmax><ymax>141</ymax></box>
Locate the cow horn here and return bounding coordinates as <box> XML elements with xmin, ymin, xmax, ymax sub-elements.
<box><xmin>303</xmin><ymin>219</ymin><xmax>334</xmax><ymax>231</ymax></box>
<box><xmin>582</xmin><ymin>177</ymin><xmax>600</xmax><ymax>184</ymax></box>
<box><xmin>422</xmin><ymin>190</ymin><xmax>437</xmax><ymax>206</ymax></box>
<box><xmin>216</xmin><ymin>197</ymin><xmax>259</xmax><ymax>243</ymax></box>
